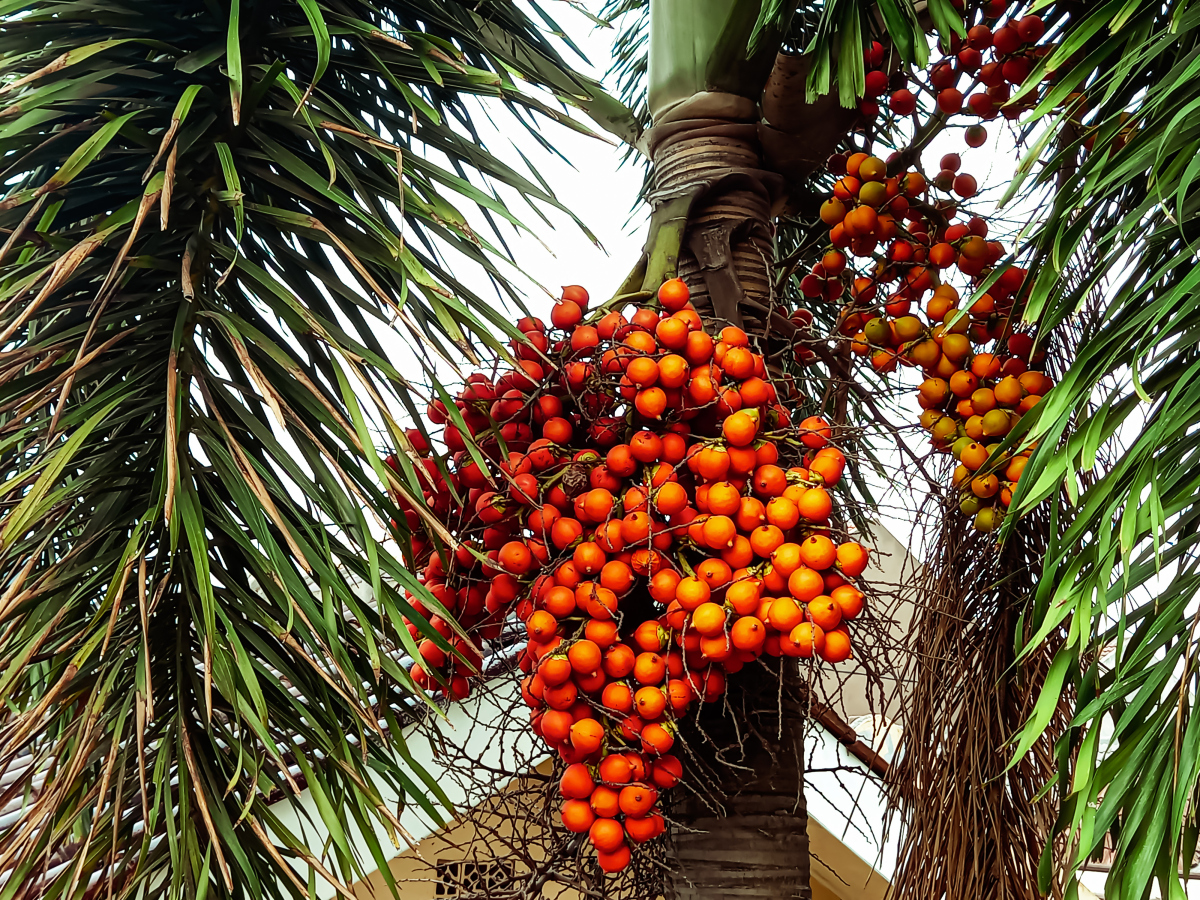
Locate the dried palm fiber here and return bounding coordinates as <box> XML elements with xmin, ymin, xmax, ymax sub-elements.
<box><xmin>885</xmin><ymin>495</ymin><xmax>1070</xmax><ymax>900</ymax></box>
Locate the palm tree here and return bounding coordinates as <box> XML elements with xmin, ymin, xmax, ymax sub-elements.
<box><xmin>0</xmin><ymin>2</ymin><xmax>637</xmax><ymax>896</ymax></box>
<box><xmin>10</xmin><ymin>0</ymin><xmax>1200</xmax><ymax>899</ymax></box>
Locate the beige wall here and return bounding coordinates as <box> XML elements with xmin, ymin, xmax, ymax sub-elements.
<box><xmin>352</xmin><ymin>761</ymin><xmax>890</xmax><ymax>900</ymax></box>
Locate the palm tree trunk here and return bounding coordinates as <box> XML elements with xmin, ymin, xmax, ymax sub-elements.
<box><xmin>644</xmin><ymin>104</ymin><xmax>812</xmax><ymax>899</ymax></box>
<box><xmin>669</xmin><ymin>660</ymin><xmax>812</xmax><ymax>900</ymax></box>
<box><xmin>642</xmin><ymin>92</ymin><xmax>779</xmax><ymax>332</ymax></box>
<box><xmin>642</xmin><ymin>5</ymin><xmax>814</xmax><ymax>897</ymax></box>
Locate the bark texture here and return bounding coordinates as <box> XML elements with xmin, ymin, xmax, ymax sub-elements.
<box><xmin>668</xmin><ymin>660</ymin><xmax>812</xmax><ymax>900</ymax></box>
<box><xmin>644</xmin><ymin>92</ymin><xmax>780</xmax><ymax>336</ymax></box>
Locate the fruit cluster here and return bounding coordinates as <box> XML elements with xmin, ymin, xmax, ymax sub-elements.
<box><xmin>811</xmin><ymin>143</ymin><xmax>1054</xmax><ymax>531</ymax></box>
<box><xmin>860</xmin><ymin>1</ymin><xmax>1057</xmax><ymax>154</ymax></box>
<box><xmin>390</xmin><ymin>280</ymin><xmax>870</xmax><ymax>872</ymax></box>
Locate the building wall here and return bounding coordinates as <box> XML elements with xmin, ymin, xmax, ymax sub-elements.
<box><xmin>351</xmin><ymin>759</ymin><xmax>891</xmax><ymax>900</ymax></box>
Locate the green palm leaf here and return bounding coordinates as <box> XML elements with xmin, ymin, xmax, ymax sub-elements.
<box><xmin>0</xmin><ymin>1</ymin><xmax>633</xmax><ymax>897</ymax></box>
<box><xmin>1003</xmin><ymin>2</ymin><xmax>1200</xmax><ymax>896</ymax></box>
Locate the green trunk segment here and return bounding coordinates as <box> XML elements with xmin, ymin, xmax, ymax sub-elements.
<box><xmin>705</xmin><ymin>0</ymin><xmax>794</xmax><ymax>100</ymax></box>
<box><xmin>641</xmin><ymin>192</ymin><xmax>697</xmax><ymax>290</ymax></box>
<box><xmin>649</xmin><ymin>0</ymin><xmax>788</xmax><ymax>119</ymax></box>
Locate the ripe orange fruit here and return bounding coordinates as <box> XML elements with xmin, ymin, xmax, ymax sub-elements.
<box><xmin>820</xmin><ymin>627</ymin><xmax>852</xmax><ymax>663</ymax></box>
<box><xmin>581</xmin><ymin>488</ymin><xmax>614</xmax><ymax>523</ymax></box>
<box><xmin>809</xmin><ymin>449</ymin><xmax>846</xmax><ymax>486</ymax></box>
<box><xmin>831</xmin><ymin>585</ymin><xmax>865</xmax><ymax>620</ymax></box>
<box><xmin>649</xmin><ymin>569</ymin><xmax>681</xmax><ymax>604</ymax></box>
<box><xmin>959</xmin><ymin>442</ymin><xmax>988</xmax><ymax>471</ymax></box>
<box><xmin>561</xmin><ymin>763</ymin><xmax>600</xmax><ymax>801</ymax></box>
<box><xmin>799</xmin><ymin>416</ymin><xmax>831</xmax><ymax>449</ymax></box>
<box><xmin>836</xmin><ymin>542</ymin><xmax>869</xmax><ymax>577</ymax></box>
<box><xmin>650</xmin><ymin>482</ymin><xmax>686</xmax><ymax>518</ymax></box>
<box><xmin>561</xmin><ymin>798</ymin><xmax>595</xmax><ymax>833</ymax></box>
<box><xmin>640</xmin><ymin>722</ymin><xmax>675</xmax><ymax>755</ymax></box>
<box><xmin>971</xmin><ymin>473</ymin><xmax>1000</xmax><ymax>498</ymax></box>
<box><xmin>788</xmin><ymin>566</ymin><xmax>825</xmax><ymax>602</ymax></box>
<box><xmin>633</xmin><ymin>652</ymin><xmax>667</xmax><ymax>685</ymax></box>
<box><xmin>602</xmin><ymin>643</ymin><xmax>635</xmax><ymax>679</ymax></box>
<box><xmin>789</xmin><ymin>622</ymin><xmax>825</xmax><ymax>658</ymax></box>
<box><xmin>658</xmin><ymin>277</ymin><xmax>690</xmax><ymax>311</ymax></box>
<box><xmin>749</xmin><ymin>524</ymin><xmax>785</xmax><ymax>558</ymax></box>
<box><xmin>726</xmin><ymin>577</ymin><xmax>763</xmax><ymax>615</ymax></box>
<box><xmin>730</xmin><ymin>616</ymin><xmax>765</xmax><ymax>651</ymax></box>
<box><xmin>1006</xmin><ymin>455</ymin><xmax>1029</xmax><ymax>481</ymax></box>
<box><xmin>656</xmin><ymin>317</ymin><xmax>690</xmax><ymax>350</ymax></box>
<box><xmin>970</xmin><ymin>387</ymin><xmax>997</xmax><ymax>415</ymax></box>
<box><xmin>651</xmin><ymin>755</ymin><xmax>682</xmax><ymax>788</ymax></box>
<box><xmin>620</xmin><ymin>512</ymin><xmax>651</xmax><ymax>545</ymax></box>
<box><xmin>675</xmin><ymin>576</ymin><xmax>711</xmax><ymax>611</ymax></box>
<box><xmin>797</xmin><ymin>486</ymin><xmax>833</xmax><ymax>522</ymax></box>
<box><xmin>707</xmin><ymin>481</ymin><xmax>741</xmax><ymax>515</ymax></box>
<box><xmin>735</xmin><ymin>496</ymin><xmax>766</xmax><ymax>531</ymax></box>
<box><xmin>527</xmin><ymin>609</ymin><xmax>558</xmax><ymax>642</ymax></box>
<box><xmin>573</xmin><ymin>541</ymin><xmax>606</xmax><ymax>575</ymax></box>
<box><xmin>635</xmin><ymin>686</ymin><xmax>667</xmax><ymax>719</ymax></box>
<box><xmin>585</xmin><ymin>619</ymin><xmax>618</xmax><ymax>648</ymax></box>
<box><xmin>771</xmin><ymin>542</ymin><xmax>803</xmax><ymax>577</ymax></box>
<box><xmin>499</xmin><ymin>540</ymin><xmax>533</xmax><ymax>574</ymax></box>
<box><xmin>679</xmin><ymin>330</ymin><xmax>712</xmax><ymax>368</ymax></box>
<box><xmin>589</xmin><ymin>816</ymin><xmax>626</xmax><ymax>852</ymax></box>
<box><xmin>695</xmin><ymin>447</ymin><xmax>730</xmax><ymax>481</ymax></box>
<box><xmin>539</xmin><ymin>655</ymin><xmax>572</xmax><ymax>687</ymax></box>
<box><xmin>702</xmin><ymin>515</ymin><xmax>737</xmax><ymax>550</ymax></box>
<box><xmin>724</xmin><ymin>444</ymin><xmax>755</xmax><ymax>475</ymax></box>
<box><xmin>629</xmin><ymin>430</ymin><xmax>663</xmax><ymax>463</ymax></box>
<box><xmin>739</xmin><ymin>376</ymin><xmax>774</xmax><ymax>406</ymax></box>
<box><xmin>721</xmin><ymin>346</ymin><xmax>755</xmax><ymax>379</ymax></box>
<box><xmin>765</xmin><ymin>496</ymin><xmax>800</xmax><ymax>529</ymax></box>
<box><xmin>768</xmin><ymin>595</ymin><xmax>804</xmax><ymax>632</ymax></box>
<box><xmin>544</xmin><ymin>585</ymin><xmax>577</xmax><ymax>618</ymax></box>
<box><xmin>807</xmin><ymin>596</ymin><xmax>843</xmax><ymax>631</ymax></box>
<box><xmin>949</xmin><ymin>369</ymin><xmax>979</xmax><ymax>398</ymax></box>
<box><xmin>994</xmin><ymin>375</ymin><xmax>1023</xmax><ymax>407</ymax></box>
<box><xmin>600</xmin><ymin>559</ymin><xmax>635</xmax><ymax>594</ymax></box>
<box><xmin>691</xmin><ymin>602</ymin><xmax>727</xmax><ymax>636</ymax></box>
<box><xmin>602</xmin><ymin>681</ymin><xmax>634</xmax><ymax>714</ymax></box>
<box><xmin>752</xmin><ymin>464</ymin><xmax>787</xmax><ymax>497</ymax></box>
<box><xmin>570</xmin><ymin>718</ymin><xmax>605</xmax><ymax>755</ymax></box>
<box><xmin>666</xmin><ymin>678</ymin><xmax>693</xmax><ymax>714</ymax></box>
<box><xmin>626</xmin><ymin>356</ymin><xmax>660</xmax><ymax>389</ymax></box>
<box><xmin>566</xmin><ymin>639</ymin><xmax>602</xmax><ymax>675</ymax></box>
<box><xmin>596</xmin><ymin>756</ymin><xmax>631</xmax><ymax>789</ymax></box>
<box><xmin>597</xmin><ymin>845</ymin><xmax>632</xmax><ymax>873</ymax></box>
<box><xmin>722</xmin><ymin>410</ymin><xmax>759</xmax><ymax>447</ymax></box>
<box><xmin>696</xmin><ymin>558</ymin><xmax>733</xmax><ymax>588</ymax></box>
<box><xmin>971</xmin><ymin>353</ymin><xmax>1002</xmax><ymax>379</ymax></box>
<box><xmin>619</xmin><ymin>783</ymin><xmax>657</xmax><ymax>817</ymax></box>
<box><xmin>635</xmin><ymin>387</ymin><xmax>668</xmax><ymax>419</ymax></box>
<box><xmin>543</xmin><ymin>680</ymin><xmax>578</xmax><ymax>710</ymax></box>
<box><xmin>799</xmin><ymin>535</ymin><xmax>837</xmax><ymax>570</ymax></box>
<box><xmin>625</xmin><ymin>814</ymin><xmax>664</xmax><ymax>844</ymax></box>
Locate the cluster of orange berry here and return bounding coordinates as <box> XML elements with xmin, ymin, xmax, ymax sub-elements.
<box><xmin>807</xmin><ymin>144</ymin><xmax>1053</xmax><ymax>530</ymax></box>
<box><xmin>392</xmin><ymin>280</ymin><xmax>870</xmax><ymax>872</ymax></box>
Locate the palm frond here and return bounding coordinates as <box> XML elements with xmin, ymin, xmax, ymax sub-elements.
<box><xmin>0</xmin><ymin>1</ymin><xmax>631</xmax><ymax>897</ymax></box>
<box><xmin>1003</xmin><ymin>2</ymin><xmax>1200</xmax><ymax>896</ymax></box>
